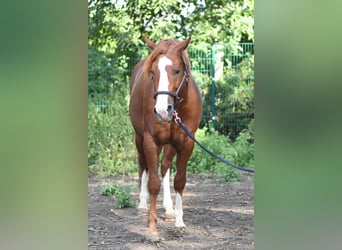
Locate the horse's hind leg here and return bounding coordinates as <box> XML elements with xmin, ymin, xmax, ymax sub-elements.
<box><xmin>135</xmin><ymin>134</ymin><xmax>149</xmax><ymax>210</ymax></box>
<box><xmin>161</xmin><ymin>145</ymin><xmax>176</xmax><ymax>220</ymax></box>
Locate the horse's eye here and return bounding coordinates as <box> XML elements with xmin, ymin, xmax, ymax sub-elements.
<box><xmin>150</xmin><ymin>70</ymin><xmax>154</xmax><ymax>79</ymax></box>
<box><xmin>173</xmin><ymin>69</ymin><xmax>180</xmax><ymax>75</ymax></box>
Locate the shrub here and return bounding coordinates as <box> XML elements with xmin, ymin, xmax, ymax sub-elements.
<box><xmin>200</xmin><ymin>55</ymin><xmax>254</xmax><ymax>140</ymax></box>
<box><xmin>187</xmin><ymin>128</ymin><xmax>239</xmax><ymax>181</ymax></box>
<box><xmin>232</xmin><ymin>119</ymin><xmax>254</xmax><ymax>168</ymax></box>
<box><xmin>187</xmin><ymin>122</ymin><xmax>254</xmax><ymax>182</ymax></box>
<box><xmin>88</xmin><ymin>96</ymin><xmax>136</xmax><ymax>175</ymax></box>
<box><xmin>88</xmin><ymin>46</ymin><xmax>129</xmax><ymax>98</ymax></box>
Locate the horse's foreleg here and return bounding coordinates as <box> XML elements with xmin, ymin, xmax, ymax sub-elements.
<box><xmin>143</xmin><ymin>135</ymin><xmax>161</xmax><ymax>241</ymax></box>
<box><xmin>173</xmin><ymin>171</ymin><xmax>186</xmax><ymax>228</ymax></box>
<box><xmin>161</xmin><ymin>145</ymin><xmax>176</xmax><ymax>219</ymax></box>
<box><xmin>174</xmin><ymin>139</ymin><xmax>195</xmax><ymax>228</ymax></box>
<box><xmin>147</xmin><ymin>173</ymin><xmax>160</xmax><ymax>231</ymax></box>
<box><xmin>174</xmin><ymin>192</ymin><xmax>185</xmax><ymax>228</ymax></box>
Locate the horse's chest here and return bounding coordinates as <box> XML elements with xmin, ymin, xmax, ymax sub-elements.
<box><xmin>153</xmin><ymin>128</ymin><xmax>183</xmax><ymax>146</ymax></box>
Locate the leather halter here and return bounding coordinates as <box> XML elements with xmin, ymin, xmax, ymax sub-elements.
<box><xmin>153</xmin><ymin>56</ymin><xmax>189</xmax><ymax>109</ymax></box>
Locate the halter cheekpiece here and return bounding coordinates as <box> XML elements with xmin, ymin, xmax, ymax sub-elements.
<box><xmin>153</xmin><ymin>56</ymin><xmax>189</xmax><ymax>109</ymax></box>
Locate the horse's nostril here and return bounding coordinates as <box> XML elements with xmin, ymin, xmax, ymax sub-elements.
<box><xmin>167</xmin><ymin>105</ymin><xmax>173</xmax><ymax>112</ymax></box>
<box><xmin>153</xmin><ymin>107</ymin><xmax>158</xmax><ymax>115</ymax></box>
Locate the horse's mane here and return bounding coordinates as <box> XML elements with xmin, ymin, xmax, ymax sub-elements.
<box><xmin>143</xmin><ymin>39</ymin><xmax>191</xmax><ymax>76</ymax></box>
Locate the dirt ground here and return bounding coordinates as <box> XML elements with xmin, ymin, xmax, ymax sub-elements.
<box><xmin>88</xmin><ymin>172</ymin><xmax>254</xmax><ymax>250</ymax></box>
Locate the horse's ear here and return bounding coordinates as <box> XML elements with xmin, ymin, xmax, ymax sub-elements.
<box><xmin>176</xmin><ymin>35</ymin><xmax>191</xmax><ymax>51</ymax></box>
<box><xmin>143</xmin><ymin>36</ymin><xmax>156</xmax><ymax>49</ymax></box>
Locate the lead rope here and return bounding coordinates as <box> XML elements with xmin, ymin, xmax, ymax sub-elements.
<box><xmin>174</xmin><ymin>111</ymin><xmax>255</xmax><ymax>173</ymax></box>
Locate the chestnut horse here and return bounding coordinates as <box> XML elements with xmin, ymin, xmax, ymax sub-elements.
<box><xmin>129</xmin><ymin>36</ymin><xmax>202</xmax><ymax>241</ymax></box>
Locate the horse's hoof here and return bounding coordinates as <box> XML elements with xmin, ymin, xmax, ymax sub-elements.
<box><xmin>175</xmin><ymin>226</ymin><xmax>186</xmax><ymax>233</ymax></box>
<box><xmin>145</xmin><ymin>231</ymin><xmax>160</xmax><ymax>243</ymax></box>
<box><xmin>175</xmin><ymin>220</ymin><xmax>186</xmax><ymax>228</ymax></box>
<box><xmin>165</xmin><ymin>212</ymin><xmax>174</xmax><ymax>221</ymax></box>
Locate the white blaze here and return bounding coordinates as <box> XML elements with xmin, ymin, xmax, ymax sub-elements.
<box><xmin>163</xmin><ymin>169</ymin><xmax>174</xmax><ymax>217</ymax></box>
<box><xmin>174</xmin><ymin>192</ymin><xmax>186</xmax><ymax>227</ymax></box>
<box><xmin>155</xmin><ymin>56</ymin><xmax>172</xmax><ymax>118</ymax></box>
<box><xmin>138</xmin><ymin>170</ymin><xmax>149</xmax><ymax>209</ymax></box>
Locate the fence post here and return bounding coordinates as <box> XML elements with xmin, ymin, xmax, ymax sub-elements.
<box><xmin>210</xmin><ymin>44</ymin><xmax>216</xmax><ymax>130</ymax></box>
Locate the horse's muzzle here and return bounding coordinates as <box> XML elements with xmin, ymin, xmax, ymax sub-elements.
<box><xmin>153</xmin><ymin>105</ymin><xmax>174</xmax><ymax>123</ymax></box>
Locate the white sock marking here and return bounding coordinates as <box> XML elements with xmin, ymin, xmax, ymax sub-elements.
<box><xmin>174</xmin><ymin>192</ymin><xmax>186</xmax><ymax>227</ymax></box>
<box><xmin>138</xmin><ymin>170</ymin><xmax>149</xmax><ymax>209</ymax></box>
<box><xmin>163</xmin><ymin>169</ymin><xmax>173</xmax><ymax>217</ymax></box>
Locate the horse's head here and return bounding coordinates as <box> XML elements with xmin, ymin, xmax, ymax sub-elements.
<box><xmin>143</xmin><ymin>36</ymin><xmax>191</xmax><ymax>123</ymax></box>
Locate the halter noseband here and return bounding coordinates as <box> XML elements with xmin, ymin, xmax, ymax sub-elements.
<box><xmin>153</xmin><ymin>56</ymin><xmax>189</xmax><ymax>109</ymax></box>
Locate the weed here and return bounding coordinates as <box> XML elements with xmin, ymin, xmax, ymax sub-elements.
<box><xmin>101</xmin><ymin>184</ymin><xmax>136</xmax><ymax>208</ymax></box>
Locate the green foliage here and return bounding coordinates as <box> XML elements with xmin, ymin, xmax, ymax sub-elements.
<box><xmin>88</xmin><ymin>0</ymin><xmax>254</xmax><ymax>51</ymax></box>
<box><xmin>201</xmin><ymin>55</ymin><xmax>254</xmax><ymax>140</ymax></box>
<box><xmin>188</xmin><ymin>123</ymin><xmax>254</xmax><ymax>182</ymax></box>
<box><xmin>88</xmin><ymin>97</ymin><xmax>136</xmax><ymax>175</ymax></box>
<box><xmin>88</xmin><ymin>46</ymin><xmax>130</xmax><ymax>98</ymax></box>
<box><xmin>187</xmin><ymin>0</ymin><xmax>254</xmax><ymax>44</ymax></box>
<box><xmin>101</xmin><ymin>184</ymin><xmax>135</xmax><ymax>208</ymax></box>
<box><xmin>232</xmin><ymin>119</ymin><xmax>254</xmax><ymax>168</ymax></box>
